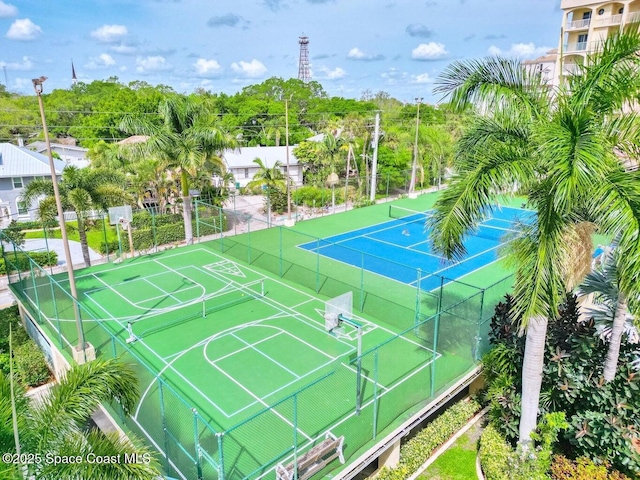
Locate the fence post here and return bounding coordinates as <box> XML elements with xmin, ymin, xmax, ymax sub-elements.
<box><xmin>193</xmin><ymin>408</ymin><xmax>203</xmax><ymax>479</ymax></box>
<box><xmin>151</xmin><ymin>208</ymin><xmax>158</xmax><ymax>253</ymax></box>
<box><xmin>430</xmin><ymin>314</ymin><xmax>440</xmax><ymax>398</ymax></box>
<box><xmin>279</xmin><ymin>227</ymin><xmax>283</xmax><ymax>277</ymax></box>
<box><xmin>217</xmin><ymin>433</ymin><xmax>225</xmax><ymax>480</ymax></box>
<box><xmin>415</xmin><ymin>268</ymin><xmax>422</xmax><ymax>323</ymax></box>
<box><xmin>29</xmin><ymin>264</ymin><xmax>42</xmax><ymax>323</ymax></box>
<box><xmin>359</xmin><ymin>252</ymin><xmax>365</xmax><ymax>312</ymax></box>
<box><xmin>195</xmin><ymin>198</ymin><xmax>201</xmax><ymax>242</ymax></box>
<box><xmin>293</xmin><ymin>395</ymin><xmax>299</xmax><ymax>480</ymax></box>
<box><xmin>48</xmin><ymin>278</ymin><xmax>63</xmax><ymax>348</ymax></box>
<box><xmin>315</xmin><ymin>239</ymin><xmax>320</xmax><ymax>293</ymax></box>
<box><xmin>158</xmin><ymin>380</ymin><xmax>171</xmax><ymax>475</ymax></box>
<box><xmin>372</xmin><ymin>350</ymin><xmax>379</xmax><ymax>440</ymax></box>
<box><xmin>247</xmin><ymin>218</ymin><xmax>252</xmax><ymax>264</ymax></box>
<box><xmin>101</xmin><ymin>214</ymin><xmax>110</xmax><ymax>263</ymax></box>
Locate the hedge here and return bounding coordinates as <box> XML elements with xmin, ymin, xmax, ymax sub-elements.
<box><xmin>376</xmin><ymin>398</ymin><xmax>481</xmax><ymax>480</ymax></box>
<box><xmin>550</xmin><ymin>456</ymin><xmax>630</xmax><ymax>480</ymax></box>
<box><xmin>478</xmin><ymin>423</ymin><xmax>512</xmax><ymax>480</ymax></box>
<box><xmin>0</xmin><ymin>251</ymin><xmax>58</xmax><ymax>275</ymax></box>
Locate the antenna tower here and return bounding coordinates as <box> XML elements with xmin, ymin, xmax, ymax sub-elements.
<box><xmin>298</xmin><ymin>35</ymin><xmax>311</xmax><ymax>83</ymax></box>
<box><xmin>71</xmin><ymin>61</ymin><xmax>78</xmax><ymax>85</ymax></box>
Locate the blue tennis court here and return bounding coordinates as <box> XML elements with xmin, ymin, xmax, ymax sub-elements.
<box><xmin>299</xmin><ymin>205</ymin><xmax>534</xmax><ymax>292</ymax></box>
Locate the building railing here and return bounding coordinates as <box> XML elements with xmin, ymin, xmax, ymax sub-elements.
<box><xmin>566</xmin><ymin>18</ymin><xmax>591</xmax><ymax>30</ymax></box>
<box><xmin>564</xmin><ymin>41</ymin><xmax>588</xmax><ymax>53</ymax></box>
<box><xmin>594</xmin><ymin>13</ymin><xmax>622</xmax><ymax>27</ymax></box>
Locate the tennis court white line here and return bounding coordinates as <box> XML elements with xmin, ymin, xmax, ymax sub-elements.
<box><xmin>229</xmin><ymin>332</ymin><xmax>301</xmax><ymax>379</ymax></box>
<box><xmin>206</xmin><ymin>357</ymin><xmax>313</xmax><ymax>441</ymax></box>
<box><xmin>193</xmin><ymin>250</ymin><xmax>435</xmax><ymax>354</ymax></box>
<box><xmin>340</xmin><ymin>362</ymin><xmax>389</xmax><ymax>392</ymax></box>
<box><xmin>191</xmin><ymin>263</ymin><xmax>355</xmax><ymax>351</ymax></box>
<box><xmin>141</xmin><ymin>277</ymin><xmax>182</xmax><ymax>304</ymax></box>
<box><xmin>209</xmin><ymin>331</ymin><xmax>283</xmax><ymax>364</ymax></box>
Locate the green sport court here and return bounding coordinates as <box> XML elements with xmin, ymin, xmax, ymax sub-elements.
<box><xmin>8</xmin><ymin>191</ymin><xmax>517</xmax><ymax>479</ymax></box>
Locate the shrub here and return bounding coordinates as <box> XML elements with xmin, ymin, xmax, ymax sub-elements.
<box><xmin>13</xmin><ymin>341</ymin><xmax>51</xmax><ymax>387</ymax></box>
<box><xmin>0</xmin><ymin>251</ymin><xmax>58</xmax><ymax>275</ymax></box>
<box><xmin>551</xmin><ymin>455</ymin><xmax>630</xmax><ymax>480</ymax></box>
<box><xmin>479</xmin><ymin>424</ymin><xmax>512</xmax><ymax>480</ymax></box>
<box><xmin>376</xmin><ymin>398</ymin><xmax>481</xmax><ymax>480</ymax></box>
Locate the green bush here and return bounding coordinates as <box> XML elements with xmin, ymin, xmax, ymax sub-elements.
<box><xmin>479</xmin><ymin>424</ymin><xmax>512</xmax><ymax>480</ymax></box>
<box><xmin>376</xmin><ymin>398</ymin><xmax>481</xmax><ymax>480</ymax></box>
<box><xmin>13</xmin><ymin>341</ymin><xmax>51</xmax><ymax>387</ymax></box>
<box><xmin>0</xmin><ymin>251</ymin><xmax>58</xmax><ymax>275</ymax></box>
<box><xmin>13</xmin><ymin>219</ymin><xmax>59</xmax><ymax>230</ymax></box>
<box><xmin>550</xmin><ymin>455</ymin><xmax>630</xmax><ymax>480</ymax></box>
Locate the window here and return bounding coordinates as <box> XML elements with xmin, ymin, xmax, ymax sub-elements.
<box><xmin>598</xmin><ymin>8</ymin><xmax>605</xmax><ymax>15</ymax></box>
<box><xmin>619</xmin><ymin>7</ymin><xmax>624</xmax><ymax>14</ymax></box>
<box><xmin>582</xmin><ymin>11</ymin><xmax>592</xmax><ymax>20</ymax></box>
<box><xmin>577</xmin><ymin>33</ymin><xmax>588</xmax><ymax>49</ymax></box>
<box><xmin>12</xmin><ymin>177</ymin><xmax>22</xmax><ymax>189</ymax></box>
<box><xmin>244</xmin><ymin>168</ymin><xmax>249</xmax><ymax>179</ymax></box>
<box><xmin>17</xmin><ymin>201</ymin><xmax>27</xmax><ymax>215</ymax></box>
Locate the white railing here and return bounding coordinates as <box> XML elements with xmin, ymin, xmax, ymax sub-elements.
<box><xmin>566</xmin><ymin>18</ymin><xmax>591</xmax><ymax>30</ymax></box>
<box><xmin>628</xmin><ymin>12</ymin><xmax>640</xmax><ymax>23</ymax></box>
<box><xmin>594</xmin><ymin>13</ymin><xmax>622</xmax><ymax>27</ymax></box>
<box><xmin>564</xmin><ymin>41</ymin><xmax>588</xmax><ymax>52</ymax></box>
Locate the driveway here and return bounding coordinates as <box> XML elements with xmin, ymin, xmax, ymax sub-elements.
<box><xmin>23</xmin><ymin>238</ymin><xmax>102</xmax><ymax>267</ymax></box>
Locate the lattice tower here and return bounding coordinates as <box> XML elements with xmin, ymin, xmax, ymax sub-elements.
<box><xmin>298</xmin><ymin>35</ymin><xmax>311</xmax><ymax>83</ymax></box>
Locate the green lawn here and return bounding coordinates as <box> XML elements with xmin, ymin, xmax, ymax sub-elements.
<box><xmin>24</xmin><ymin>220</ymin><xmax>118</xmax><ymax>252</ymax></box>
<box><xmin>417</xmin><ymin>424</ymin><xmax>482</xmax><ymax>480</ymax></box>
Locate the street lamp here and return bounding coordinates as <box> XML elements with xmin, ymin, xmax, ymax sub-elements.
<box><xmin>408</xmin><ymin>97</ymin><xmax>423</xmax><ymax>197</ymax></box>
<box><xmin>32</xmin><ymin>76</ymin><xmax>92</xmax><ymax>364</ymax></box>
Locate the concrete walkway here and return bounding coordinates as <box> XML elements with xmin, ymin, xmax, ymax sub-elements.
<box><xmin>23</xmin><ymin>238</ymin><xmax>102</xmax><ymax>266</ymax></box>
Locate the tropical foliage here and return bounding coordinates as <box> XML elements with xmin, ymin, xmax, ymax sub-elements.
<box><xmin>429</xmin><ymin>27</ymin><xmax>640</xmax><ymax>449</ymax></box>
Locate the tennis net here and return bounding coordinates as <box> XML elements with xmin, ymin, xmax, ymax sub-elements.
<box><xmin>128</xmin><ymin>278</ymin><xmax>265</xmax><ymax>340</ymax></box>
<box><xmin>471</xmin><ymin>224</ymin><xmax>521</xmax><ymax>242</ymax></box>
<box><xmin>388</xmin><ymin>205</ymin><xmax>427</xmax><ymax>223</ymax></box>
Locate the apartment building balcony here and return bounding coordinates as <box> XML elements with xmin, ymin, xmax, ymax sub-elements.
<box><xmin>565</xmin><ymin>18</ymin><xmax>591</xmax><ymax>30</ymax></box>
<box><xmin>563</xmin><ymin>41</ymin><xmax>588</xmax><ymax>53</ymax></box>
<box><xmin>594</xmin><ymin>13</ymin><xmax>622</xmax><ymax>27</ymax></box>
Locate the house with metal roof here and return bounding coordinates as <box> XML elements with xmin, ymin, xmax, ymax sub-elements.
<box><xmin>222</xmin><ymin>145</ymin><xmax>302</xmax><ymax>189</ymax></box>
<box><xmin>26</xmin><ymin>140</ymin><xmax>89</xmax><ymax>168</ymax></box>
<box><xmin>0</xmin><ymin>143</ymin><xmax>65</xmax><ymax>224</ymax></box>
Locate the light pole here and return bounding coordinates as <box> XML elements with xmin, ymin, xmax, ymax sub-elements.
<box><xmin>32</xmin><ymin>76</ymin><xmax>91</xmax><ymax>363</ymax></box>
<box><xmin>408</xmin><ymin>97</ymin><xmax>423</xmax><ymax>196</ymax></box>
<box><xmin>284</xmin><ymin>98</ymin><xmax>295</xmax><ymax>227</ymax></box>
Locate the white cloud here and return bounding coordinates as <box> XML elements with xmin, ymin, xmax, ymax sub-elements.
<box><xmin>195</xmin><ymin>58</ymin><xmax>222</xmax><ymax>76</ymax></box>
<box><xmin>347</xmin><ymin>47</ymin><xmax>384</xmax><ymax>61</ymax></box>
<box><xmin>91</xmin><ymin>24</ymin><xmax>128</xmax><ymax>43</ymax></box>
<box><xmin>6</xmin><ymin>18</ymin><xmax>42</xmax><ymax>40</ymax></box>
<box><xmin>231</xmin><ymin>59</ymin><xmax>267</xmax><ymax>78</ymax></box>
<box><xmin>0</xmin><ymin>1</ymin><xmax>17</xmax><ymax>17</ymax></box>
<box><xmin>0</xmin><ymin>56</ymin><xmax>32</xmax><ymax>70</ymax></box>
<box><xmin>411</xmin><ymin>42</ymin><xmax>448</xmax><ymax>60</ymax></box>
<box><xmin>136</xmin><ymin>56</ymin><xmax>171</xmax><ymax>73</ymax></box>
<box><xmin>488</xmin><ymin>42</ymin><xmax>550</xmax><ymax>59</ymax></box>
<box><xmin>317</xmin><ymin>66</ymin><xmax>346</xmax><ymax>80</ymax></box>
<box><xmin>86</xmin><ymin>53</ymin><xmax>116</xmax><ymax>69</ymax></box>
<box><xmin>411</xmin><ymin>73</ymin><xmax>433</xmax><ymax>84</ymax></box>
<box><xmin>109</xmin><ymin>44</ymin><xmax>138</xmax><ymax>55</ymax></box>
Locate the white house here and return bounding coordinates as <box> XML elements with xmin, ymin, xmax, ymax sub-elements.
<box><xmin>223</xmin><ymin>145</ymin><xmax>302</xmax><ymax>189</ymax></box>
<box><xmin>0</xmin><ymin>143</ymin><xmax>65</xmax><ymax>224</ymax></box>
<box><xmin>26</xmin><ymin>140</ymin><xmax>89</xmax><ymax>168</ymax></box>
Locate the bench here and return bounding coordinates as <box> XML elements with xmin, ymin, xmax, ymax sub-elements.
<box><xmin>275</xmin><ymin>431</ymin><xmax>345</xmax><ymax>480</ymax></box>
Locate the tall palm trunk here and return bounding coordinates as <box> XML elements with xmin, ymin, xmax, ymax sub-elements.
<box><xmin>519</xmin><ymin>315</ymin><xmax>548</xmax><ymax>447</ymax></box>
<box><xmin>76</xmin><ymin>216</ymin><xmax>92</xmax><ymax>267</ymax></box>
<box><xmin>181</xmin><ymin>171</ymin><xmax>194</xmax><ymax>244</ymax></box>
<box><xmin>604</xmin><ymin>293</ymin><xmax>627</xmax><ymax>382</ymax></box>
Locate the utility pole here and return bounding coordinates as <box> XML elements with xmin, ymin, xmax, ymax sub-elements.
<box><xmin>369</xmin><ymin>112</ymin><xmax>380</xmax><ymax>203</ymax></box>
<box><xmin>284</xmin><ymin>98</ymin><xmax>294</xmax><ymax>226</ymax></box>
<box><xmin>32</xmin><ymin>76</ymin><xmax>92</xmax><ymax>364</ymax></box>
<box><xmin>408</xmin><ymin>97</ymin><xmax>423</xmax><ymax>196</ymax></box>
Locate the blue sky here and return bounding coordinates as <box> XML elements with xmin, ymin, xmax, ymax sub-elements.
<box><xmin>0</xmin><ymin>0</ymin><xmax>562</xmax><ymax>103</ymax></box>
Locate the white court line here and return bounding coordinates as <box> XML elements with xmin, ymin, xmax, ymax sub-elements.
<box><xmin>191</xmin><ymin>250</ymin><xmax>433</xmax><ymax>354</ymax></box>
<box><xmin>203</xmin><ymin>345</ymin><xmax>313</xmax><ymax>441</ymax></box>
<box><xmin>229</xmin><ymin>332</ymin><xmax>301</xmax><ymax>379</ymax></box>
<box><xmin>340</xmin><ymin>362</ymin><xmax>389</xmax><ymax>392</ymax></box>
<box><xmin>208</xmin><ymin>331</ymin><xmax>283</xmax><ymax>364</ymax></box>
<box><xmin>142</xmin><ymin>277</ymin><xmax>182</xmax><ymax>304</ymax></box>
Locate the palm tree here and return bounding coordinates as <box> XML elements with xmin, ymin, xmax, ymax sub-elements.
<box><xmin>246</xmin><ymin>158</ymin><xmax>287</xmax><ymax>224</ymax></box>
<box><xmin>429</xmin><ymin>28</ymin><xmax>640</xmax><ymax>448</ymax></box>
<box><xmin>22</xmin><ymin>166</ymin><xmax>132</xmax><ymax>267</ymax></box>
<box><xmin>120</xmin><ymin>96</ymin><xmax>237</xmax><ymax>244</ymax></box>
<box><xmin>577</xmin><ymin>247</ymin><xmax>639</xmax><ymax>382</ymax></box>
<box><xmin>0</xmin><ymin>358</ymin><xmax>160</xmax><ymax>479</ymax></box>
